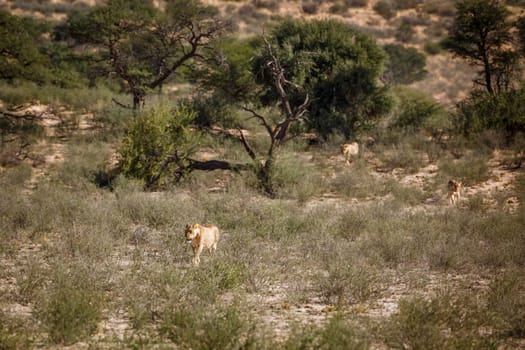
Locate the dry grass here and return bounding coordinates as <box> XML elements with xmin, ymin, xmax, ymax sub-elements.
<box><xmin>1</xmin><ymin>118</ymin><xmax>524</xmax><ymax>348</ymax></box>
<box><xmin>1</xmin><ymin>1</ymin><xmax>524</xmax><ymax>348</ymax></box>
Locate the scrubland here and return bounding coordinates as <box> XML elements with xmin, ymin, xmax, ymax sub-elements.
<box><xmin>1</xmin><ymin>97</ymin><xmax>524</xmax><ymax>348</ymax></box>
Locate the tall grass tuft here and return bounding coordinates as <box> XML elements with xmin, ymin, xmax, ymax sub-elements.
<box><xmin>35</xmin><ymin>262</ymin><xmax>106</xmax><ymax>344</ymax></box>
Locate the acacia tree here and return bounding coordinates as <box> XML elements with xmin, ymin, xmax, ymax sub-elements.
<box><xmin>238</xmin><ymin>38</ymin><xmax>310</xmax><ymax>196</ymax></box>
<box><xmin>62</xmin><ymin>0</ymin><xmax>229</xmax><ymax>109</ymax></box>
<box><xmin>443</xmin><ymin>0</ymin><xmax>519</xmax><ymax>95</ymax></box>
<box><xmin>119</xmin><ymin>37</ymin><xmax>308</xmax><ymax>196</ymax></box>
<box><xmin>0</xmin><ymin>10</ymin><xmax>49</xmax><ymax>83</ymax></box>
<box><xmin>255</xmin><ymin>19</ymin><xmax>392</xmax><ymax>140</ymax></box>
<box><xmin>383</xmin><ymin>44</ymin><xmax>427</xmax><ymax>85</ymax></box>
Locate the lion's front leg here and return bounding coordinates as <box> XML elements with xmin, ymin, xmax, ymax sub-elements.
<box><xmin>193</xmin><ymin>245</ymin><xmax>203</xmax><ymax>265</ymax></box>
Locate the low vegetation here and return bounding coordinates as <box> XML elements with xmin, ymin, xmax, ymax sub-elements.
<box><xmin>1</xmin><ymin>0</ymin><xmax>525</xmax><ymax>348</ymax></box>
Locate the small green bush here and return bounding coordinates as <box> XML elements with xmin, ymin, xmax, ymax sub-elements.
<box><xmin>394</xmin><ymin>0</ymin><xmax>423</xmax><ymax>10</ymax></box>
<box><xmin>159</xmin><ymin>304</ymin><xmax>264</xmax><ymax>349</ymax></box>
<box><xmin>437</xmin><ymin>154</ymin><xmax>490</xmax><ymax>186</ymax></box>
<box><xmin>0</xmin><ymin>311</ymin><xmax>32</xmax><ymax>350</ymax></box>
<box><xmin>119</xmin><ymin>103</ymin><xmax>200</xmax><ymax>187</ymax></box>
<box><xmin>384</xmin><ymin>293</ymin><xmax>496</xmax><ymax>349</ymax></box>
<box><xmin>383</xmin><ymin>44</ymin><xmax>427</xmax><ymax>85</ymax></box>
<box><xmin>395</xmin><ymin>18</ymin><xmax>416</xmax><ymax>43</ymax></box>
<box><xmin>35</xmin><ymin>264</ymin><xmax>105</xmax><ymax>344</ymax></box>
<box><xmin>377</xmin><ymin>142</ymin><xmax>426</xmax><ymax>173</ymax></box>
<box><xmin>373</xmin><ymin>0</ymin><xmax>396</xmax><ymax>19</ymax></box>
<box><xmin>455</xmin><ymin>88</ymin><xmax>525</xmax><ymax>137</ymax></box>
<box><xmin>284</xmin><ymin>314</ymin><xmax>370</xmax><ymax>349</ymax></box>
<box><xmin>487</xmin><ymin>270</ymin><xmax>525</xmax><ymax>337</ymax></box>
<box><xmin>390</xmin><ymin>87</ymin><xmax>443</xmax><ymax>132</ymax></box>
<box><xmin>423</xmin><ymin>41</ymin><xmax>442</xmax><ymax>55</ymax></box>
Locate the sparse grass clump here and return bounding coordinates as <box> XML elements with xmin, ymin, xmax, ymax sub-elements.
<box><xmin>384</xmin><ymin>292</ymin><xmax>496</xmax><ymax>349</ymax></box>
<box><xmin>373</xmin><ymin>0</ymin><xmax>396</xmax><ymax>20</ymax></box>
<box><xmin>437</xmin><ymin>153</ymin><xmax>490</xmax><ymax>186</ymax></box>
<box><xmin>35</xmin><ymin>263</ymin><xmax>106</xmax><ymax>345</ymax></box>
<box><xmin>284</xmin><ymin>314</ymin><xmax>370</xmax><ymax>349</ymax></box>
<box><xmin>376</xmin><ymin>142</ymin><xmax>426</xmax><ymax>173</ymax></box>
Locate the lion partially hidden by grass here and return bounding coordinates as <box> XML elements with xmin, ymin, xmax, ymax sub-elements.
<box><xmin>184</xmin><ymin>223</ymin><xmax>220</xmax><ymax>265</ymax></box>
<box><xmin>447</xmin><ymin>179</ymin><xmax>462</xmax><ymax>206</ymax></box>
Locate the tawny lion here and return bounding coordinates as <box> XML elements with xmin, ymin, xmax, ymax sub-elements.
<box><xmin>184</xmin><ymin>223</ymin><xmax>220</xmax><ymax>265</ymax></box>
<box><xmin>340</xmin><ymin>142</ymin><xmax>359</xmax><ymax>165</ymax></box>
<box><xmin>447</xmin><ymin>179</ymin><xmax>462</xmax><ymax>206</ymax></box>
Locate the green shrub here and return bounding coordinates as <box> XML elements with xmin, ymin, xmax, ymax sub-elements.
<box><xmin>119</xmin><ymin>103</ymin><xmax>200</xmax><ymax>187</ymax></box>
<box><xmin>390</xmin><ymin>87</ymin><xmax>443</xmax><ymax>132</ymax></box>
<box><xmin>159</xmin><ymin>304</ymin><xmax>265</xmax><ymax>349</ymax></box>
<box><xmin>437</xmin><ymin>153</ymin><xmax>490</xmax><ymax>186</ymax></box>
<box><xmin>377</xmin><ymin>142</ymin><xmax>426</xmax><ymax>173</ymax></box>
<box><xmin>0</xmin><ymin>311</ymin><xmax>32</xmax><ymax>350</ymax></box>
<box><xmin>284</xmin><ymin>313</ymin><xmax>370</xmax><ymax>349</ymax></box>
<box><xmin>423</xmin><ymin>41</ymin><xmax>442</xmax><ymax>55</ymax></box>
<box><xmin>395</xmin><ymin>18</ymin><xmax>416</xmax><ymax>43</ymax></box>
<box><xmin>373</xmin><ymin>0</ymin><xmax>396</xmax><ymax>19</ymax></box>
<box><xmin>302</xmin><ymin>1</ymin><xmax>319</xmax><ymax>14</ymax></box>
<box><xmin>384</xmin><ymin>293</ymin><xmax>496</xmax><ymax>349</ymax></box>
<box><xmin>487</xmin><ymin>270</ymin><xmax>525</xmax><ymax>337</ymax></box>
<box><xmin>317</xmin><ymin>260</ymin><xmax>378</xmax><ymax>305</ymax></box>
<box><xmin>345</xmin><ymin>0</ymin><xmax>368</xmax><ymax>7</ymax></box>
<box><xmin>271</xmin><ymin>151</ymin><xmax>326</xmax><ymax>200</ymax></box>
<box><xmin>383</xmin><ymin>44</ymin><xmax>427</xmax><ymax>85</ymax></box>
<box><xmin>455</xmin><ymin>88</ymin><xmax>525</xmax><ymax>137</ymax></box>
<box><xmin>35</xmin><ymin>264</ymin><xmax>105</xmax><ymax>344</ymax></box>
<box><xmin>394</xmin><ymin>0</ymin><xmax>423</xmax><ymax>10</ymax></box>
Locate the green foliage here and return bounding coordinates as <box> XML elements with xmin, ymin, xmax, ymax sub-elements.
<box><xmin>284</xmin><ymin>314</ymin><xmax>370</xmax><ymax>349</ymax></box>
<box><xmin>394</xmin><ymin>0</ymin><xmax>423</xmax><ymax>10</ymax></box>
<box><xmin>423</xmin><ymin>41</ymin><xmax>443</xmax><ymax>55</ymax></box>
<box><xmin>373</xmin><ymin>0</ymin><xmax>396</xmax><ymax>20</ymax></box>
<box><xmin>454</xmin><ymin>87</ymin><xmax>525</xmax><ymax>137</ymax></box>
<box><xmin>35</xmin><ymin>264</ymin><xmax>105</xmax><ymax>344</ymax></box>
<box><xmin>383</xmin><ymin>44</ymin><xmax>427</xmax><ymax>84</ymax></box>
<box><xmin>0</xmin><ymin>11</ymin><xmax>50</xmax><ymax>84</ymax></box>
<box><xmin>487</xmin><ymin>270</ymin><xmax>525</xmax><ymax>337</ymax></box>
<box><xmin>443</xmin><ymin>0</ymin><xmax>518</xmax><ymax>94</ymax></box>
<box><xmin>395</xmin><ymin>18</ymin><xmax>416</xmax><ymax>43</ymax></box>
<box><xmin>384</xmin><ymin>293</ymin><xmax>496</xmax><ymax>349</ymax></box>
<box><xmin>253</xmin><ymin>19</ymin><xmax>393</xmax><ymax>139</ymax></box>
<box><xmin>159</xmin><ymin>304</ymin><xmax>263</xmax><ymax>349</ymax></box>
<box><xmin>62</xmin><ymin>0</ymin><xmax>227</xmax><ymax>108</ymax></box>
<box><xmin>201</xmin><ymin>37</ymin><xmax>261</xmax><ymax>102</ymax></box>
<box><xmin>390</xmin><ymin>87</ymin><xmax>444</xmax><ymax>132</ymax></box>
<box><xmin>119</xmin><ymin>103</ymin><xmax>199</xmax><ymax>186</ymax></box>
<box><xmin>438</xmin><ymin>153</ymin><xmax>490</xmax><ymax>186</ymax></box>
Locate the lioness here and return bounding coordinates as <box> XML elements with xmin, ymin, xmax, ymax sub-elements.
<box><xmin>341</xmin><ymin>142</ymin><xmax>359</xmax><ymax>164</ymax></box>
<box><xmin>447</xmin><ymin>179</ymin><xmax>462</xmax><ymax>206</ymax></box>
<box><xmin>184</xmin><ymin>223</ymin><xmax>220</xmax><ymax>265</ymax></box>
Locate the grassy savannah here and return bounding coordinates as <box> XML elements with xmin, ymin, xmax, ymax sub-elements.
<box><xmin>1</xmin><ymin>0</ymin><xmax>525</xmax><ymax>348</ymax></box>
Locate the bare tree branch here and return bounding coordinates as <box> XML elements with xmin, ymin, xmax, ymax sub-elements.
<box><xmin>242</xmin><ymin>106</ymin><xmax>274</xmax><ymax>138</ymax></box>
<box><xmin>111</xmin><ymin>98</ymin><xmax>133</xmax><ymax>110</ymax></box>
<box><xmin>237</xmin><ymin>127</ymin><xmax>257</xmax><ymax>161</ymax></box>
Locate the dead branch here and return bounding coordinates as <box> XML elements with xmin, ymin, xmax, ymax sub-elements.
<box><xmin>111</xmin><ymin>98</ymin><xmax>133</xmax><ymax>109</ymax></box>
<box><xmin>237</xmin><ymin>128</ymin><xmax>257</xmax><ymax>161</ymax></box>
<box><xmin>242</xmin><ymin>106</ymin><xmax>274</xmax><ymax>138</ymax></box>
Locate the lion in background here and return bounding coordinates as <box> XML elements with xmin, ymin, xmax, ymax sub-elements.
<box><xmin>447</xmin><ymin>179</ymin><xmax>462</xmax><ymax>206</ymax></box>
<box><xmin>340</xmin><ymin>142</ymin><xmax>359</xmax><ymax>164</ymax></box>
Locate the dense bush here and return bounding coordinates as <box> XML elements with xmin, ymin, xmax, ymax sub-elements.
<box><xmin>390</xmin><ymin>87</ymin><xmax>444</xmax><ymax>132</ymax></box>
<box><xmin>395</xmin><ymin>18</ymin><xmax>416</xmax><ymax>42</ymax></box>
<box><xmin>454</xmin><ymin>88</ymin><xmax>525</xmax><ymax>137</ymax></box>
<box><xmin>383</xmin><ymin>44</ymin><xmax>427</xmax><ymax>84</ymax></box>
<box><xmin>373</xmin><ymin>0</ymin><xmax>396</xmax><ymax>19</ymax></box>
<box><xmin>118</xmin><ymin>103</ymin><xmax>199</xmax><ymax>187</ymax></box>
<box><xmin>253</xmin><ymin>19</ymin><xmax>394</xmax><ymax>140</ymax></box>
